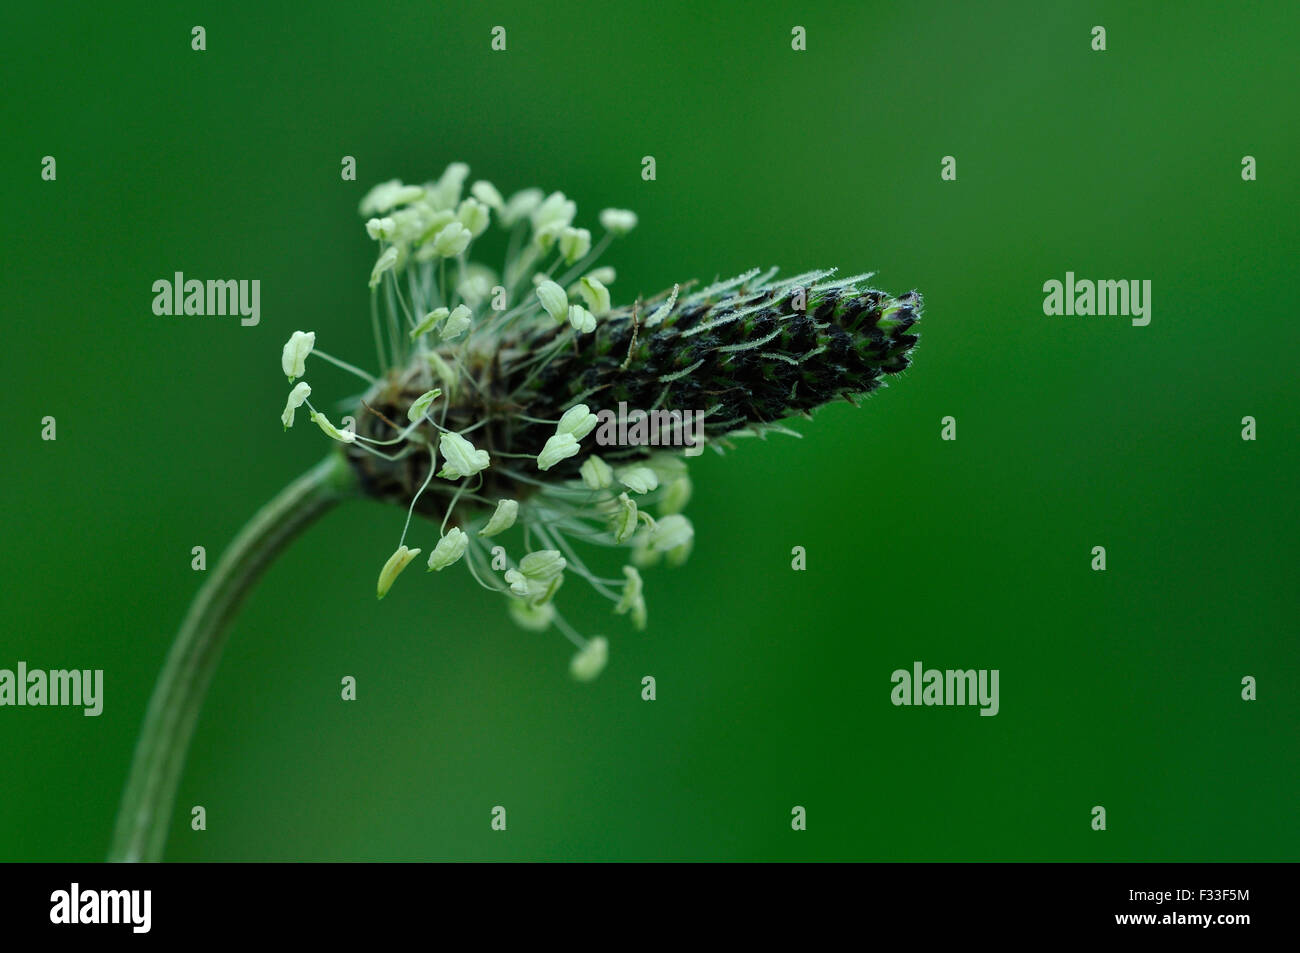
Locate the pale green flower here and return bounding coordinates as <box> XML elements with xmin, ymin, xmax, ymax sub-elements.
<box><xmin>281</xmin><ymin>382</ymin><xmax>311</xmax><ymax>429</ymax></box>
<box><xmin>617</xmin><ymin>466</ymin><xmax>658</xmax><ymax>495</ymax></box>
<box><xmin>580</xmin><ymin>455</ymin><xmax>613</xmax><ymax>490</ymax></box>
<box><xmin>537</xmin><ymin>433</ymin><xmax>580</xmax><ymax>470</ymax></box>
<box><xmin>559</xmin><ymin>226</ymin><xmax>591</xmax><ymax>264</ymax></box>
<box><xmin>456</xmin><ymin>198</ymin><xmax>491</xmax><ymax>238</ymax></box>
<box><xmin>557</xmin><ymin>404</ymin><xmax>598</xmax><ymax>439</ymax></box>
<box><xmin>614</xmin><ymin>566</ymin><xmax>646</xmax><ymax>630</ymax></box>
<box><xmin>569</xmin><ymin>637</ymin><xmax>609</xmax><ymax>682</ymax></box>
<box><xmin>426</xmin><ymin>162</ymin><xmax>469</xmax><ymax>209</ymax></box>
<box><xmin>430</xmin><ymin>221</ymin><xmax>471</xmax><ymax>258</ymax></box>
<box><xmin>611</xmin><ymin>492</ymin><xmax>639</xmax><ymax>543</ymax></box>
<box><xmin>508</xmin><ymin>597</ymin><xmax>554</xmax><ymax>631</ymax></box>
<box><xmin>410</xmin><ymin>307</ymin><xmax>449</xmax><ymax>340</ymax></box>
<box><xmin>577</xmin><ymin>276</ymin><xmax>611</xmax><ymax>316</ymax></box>
<box><xmin>599</xmin><ymin>208</ymin><xmax>638</xmax><ymax>235</ymax></box>
<box><xmin>531</xmin><ymin>191</ymin><xmax>575</xmax><ymax>232</ymax></box>
<box><xmin>505</xmin><ymin>560</ymin><xmax>565</xmax><ymax>606</ymax></box>
<box><xmin>365</xmin><ymin>216</ymin><xmax>396</xmax><ymax>240</ymax></box>
<box><xmin>426</xmin><ymin>528</ymin><xmax>468</xmax><ymax>571</ymax></box>
<box><xmin>470</xmin><ymin>180</ymin><xmax>504</xmax><ymax>211</ymax></box>
<box><xmin>568</xmin><ymin>304</ymin><xmax>596</xmax><ymax>333</ymax></box>
<box><xmin>309</xmin><ymin>410</ymin><xmax>355</xmax><ymax>444</ymax></box>
<box><xmin>441</xmin><ymin>304</ymin><xmax>473</xmax><ymax>340</ymax></box>
<box><xmin>658</xmin><ymin>475</ymin><xmax>693</xmax><ymax>515</ymax></box>
<box><xmin>377</xmin><ymin>544</ymin><xmax>421</xmax><ymax>599</ymax></box>
<box><xmin>359</xmin><ymin>180</ymin><xmax>424</xmax><ymax>215</ymax></box>
<box><xmin>406</xmin><ymin>388</ymin><xmax>442</xmax><ymax>423</ymax></box>
<box><xmin>519</xmin><ymin>550</ymin><xmax>566</xmax><ymax>580</ymax></box>
<box><xmin>650</xmin><ymin>514</ymin><xmax>693</xmax><ymax>551</ymax></box>
<box><xmin>438</xmin><ymin>431</ymin><xmax>490</xmax><ymax>479</ymax></box>
<box><xmin>501</xmin><ymin>187</ymin><xmax>543</xmax><ymax>226</ymax></box>
<box><xmin>536</xmin><ymin>280</ymin><xmax>567</xmax><ymax>322</ymax></box>
<box><xmin>281</xmin><ymin>330</ymin><xmax>315</xmax><ymax>381</ymax></box>
<box><xmin>479</xmin><ymin>499</ymin><xmax>519</xmax><ymax>537</ymax></box>
<box><xmin>369</xmin><ymin>246</ymin><xmax>400</xmax><ymax>287</ymax></box>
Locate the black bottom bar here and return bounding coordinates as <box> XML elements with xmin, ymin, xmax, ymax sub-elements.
<box><xmin>0</xmin><ymin>862</ymin><xmax>1286</xmax><ymax>941</ymax></box>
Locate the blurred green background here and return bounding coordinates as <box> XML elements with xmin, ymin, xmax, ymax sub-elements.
<box><xmin>2</xmin><ymin>0</ymin><xmax>1296</xmax><ymax>861</ymax></box>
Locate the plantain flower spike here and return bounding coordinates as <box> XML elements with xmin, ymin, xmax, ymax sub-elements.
<box><xmin>278</xmin><ymin>162</ymin><xmax>922</xmax><ymax>677</ymax></box>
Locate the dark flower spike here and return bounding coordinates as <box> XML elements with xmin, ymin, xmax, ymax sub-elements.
<box><xmin>279</xmin><ymin>164</ymin><xmax>922</xmax><ymax>678</ymax></box>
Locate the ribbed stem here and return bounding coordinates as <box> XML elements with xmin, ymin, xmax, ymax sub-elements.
<box><xmin>109</xmin><ymin>453</ymin><xmax>357</xmax><ymax>862</ymax></box>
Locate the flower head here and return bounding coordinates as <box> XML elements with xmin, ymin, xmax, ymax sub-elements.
<box><xmin>277</xmin><ymin>162</ymin><xmax>922</xmax><ymax>677</ymax></box>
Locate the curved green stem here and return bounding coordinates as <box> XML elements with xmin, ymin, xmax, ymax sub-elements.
<box><xmin>109</xmin><ymin>453</ymin><xmax>358</xmax><ymax>862</ymax></box>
